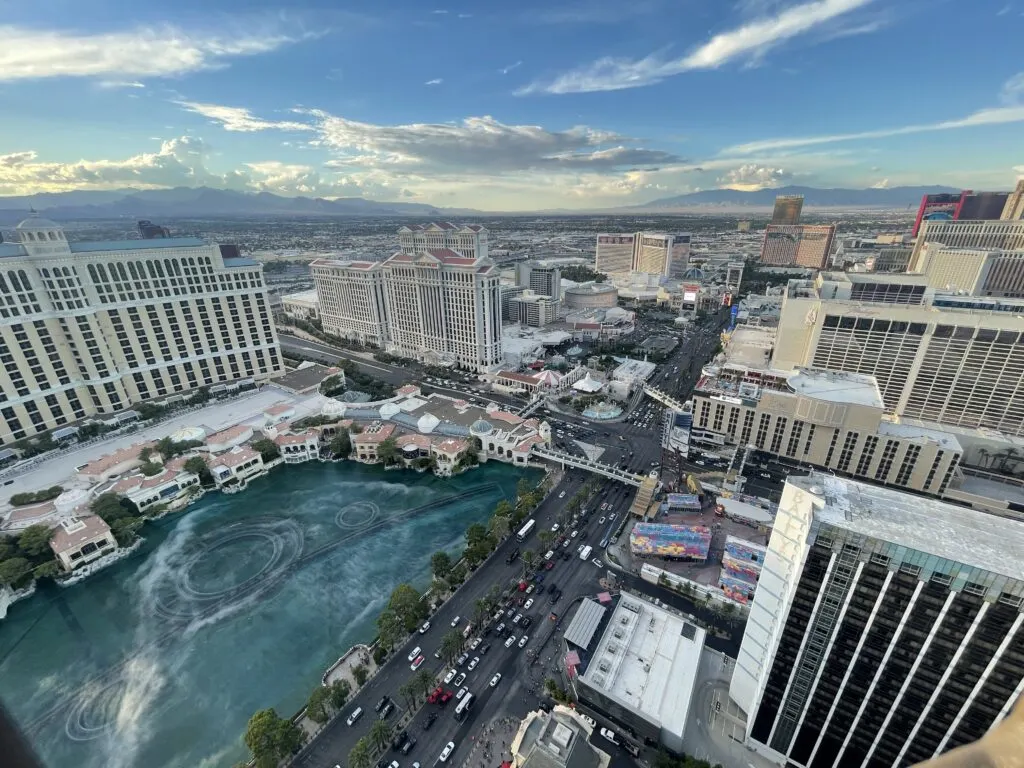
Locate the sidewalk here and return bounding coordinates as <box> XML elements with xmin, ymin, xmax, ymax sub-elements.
<box><xmin>460</xmin><ymin>714</ymin><xmax>521</xmax><ymax>768</ymax></box>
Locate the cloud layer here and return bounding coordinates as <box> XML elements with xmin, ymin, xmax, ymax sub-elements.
<box><xmin>519</xmin><ymin>0</ymin><xmax>873</xmax><ymax>94</ymax></box>
<box><xmin>0</xmin><ymin>23</ymin><xmax>303</xmax><ymax>82</ymax></box>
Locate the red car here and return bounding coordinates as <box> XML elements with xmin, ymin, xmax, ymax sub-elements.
<box><xmin>427</xmin><ymin>686</ymin><xmax>444</xmax><ymax>704</ymax></box>
<box><xmin>544</xmin><ymin>560</ymin><xmax>555</xmax><ymax>571</ymax></box>
<box><xmin>439</xmin><ymin>690</ymin><xmax>453</xmax><ymax>706</ymax></box>
<box><xmin>518</xmin><ymin>581</ymin><xmax>528</xmax><ymax>592</ymax></box>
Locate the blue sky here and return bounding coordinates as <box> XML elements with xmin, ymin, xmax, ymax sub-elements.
<box><xmin>0</xmin><ymin>0</ymin><xmax>1022</xmax><ymax>210</ymax></box>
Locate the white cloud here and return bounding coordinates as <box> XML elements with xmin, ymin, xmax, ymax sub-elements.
<box><xmin>500</xmin><ymin>61</ymin><xmax>523</xmax><ymax>75</ymax></box>
<box><xmin>871</xmin><ymin>178</ymin><xmax>889</xmax><ymax>188</ymax></box>
<box><xmin>519</xmin><ymin>0</ymin><xmax>873</xmax><ymax>94</ymax></box>
<box><xmin>432</xmin><ymin>9</ymin><xmax>449</xmax><ymax>14</ymax></box>
<box><xmin>424</xmin><ymin>78</ymin><xmax>443</xmax><ymax>86</ymax></box>
<box><xmin>723</xmin><ymin>103</ymin><xmax>1024</xmax><ymax>154</ymax></box>
<box><xmin>1001</xmin><ymin>72</ymin><xmax>1024</xmax><ymax>104</ymax></box>
<box><xmin>457</xmin><ymin>13</ymin><xmax>473</xmax><ymax>18</ymax></box>
<box><xmin>1015</xmin><ymin>165</ymin><xmax>1024</xmax><ymax>179</ymax></box>
<box><xmin>305</xmin><ymin>111</ymin><xmax>679</xmax><ymax>173</ymax></box>
<box><xmin>176</xmin><ymin>101</ymin><xmax>313</xmax><ymax>132</ymax></box>
<box><xmin>997</xmin><ymin>4</ymin><xmax>1012</xmax><ymax>15</ymax></box>
<box><xmin>717</xmin><ymin>163</ymin><xmax>791</xmax><ymax>190</ymax></box>
<box><xmin>97</xmin><ymin>80</ymin><xmax>146</xmax><ymax>89</ymax></box>
<box><xmin>0</xmin><ymin>23</ymin><xmax>304</xmax><ymax>82</ymax></box>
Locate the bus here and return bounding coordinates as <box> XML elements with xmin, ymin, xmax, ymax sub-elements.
<box><xmin>579</xmin><ymin>545</ymin><xmax>593</xmax><ymax>561</ymax></box>
<box><xmin>454</xmin><ymin>692</ymin><xmax>474</xmax><ymax>721</ymax></box>
<box><xmin>516</xmin><ymin>519</ymin><xmax>536</xmax><ymax>542</ymax></box>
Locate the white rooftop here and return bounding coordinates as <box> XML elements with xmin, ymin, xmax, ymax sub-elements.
<box><xmin>282</xmin><ymin>289</ymin><xmax>319</xmax><ymax>304</ymax></box>
<box><xmin>611</xmin><ymin>358</ymin><xmax>656</xmax><ymax>381</ymax></box>
<box><xmin>792</xmin><ymin>473</ymin><xmax>1024</xmax><ymax>583</ymax></box>
<box><xmin>786</xmin><ymin>368</ymin><xmax>884</xmax><ymax>409</ymax></box>
<box><xmin>721</xmin><ymin>325</ymin><xmax>777</xmax><ymax>368</ymax></box>
<box><xmin>877</xmin><ymin>419</ymin><xmax>962</xmax><ymax>451</ymax></box>
<box><xmin>579</xmin><ymin>594</ymin><xmax>704</xmax><ymax>739</ymax></box>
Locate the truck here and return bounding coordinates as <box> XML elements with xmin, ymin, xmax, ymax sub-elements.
<box><xmin>517</xmin><ymin>519</ymin><xmax>536</xmax><ymax>542</ymax></box>
<box><xmin>579</xmin><ymin>545</ymin><xmax>593</xmax><ymax>561</ymax></box>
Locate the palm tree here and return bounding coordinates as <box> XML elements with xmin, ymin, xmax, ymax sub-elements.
<box><xmin>521</xmin><ymin>549</ymin><xmax>537</xmax><ymax>575</ymax></box>
<box><xmin>486</xmin><ymin>584</ymin><xmax>503</xmax><ymax>611</ymax></box>
<box><xmin>537</xmin><ymin>530</ymin><xmax>554</xmax><ymax>550</ymax></box>
<box><xmin>399</xmin><ymin>679</ymin><xmax>418</xmax><ymax>711</ymax></box>
<box><xmin>349</xmin><ymin>738</ymin><xmax>373</xmax><ymax>768</ymax></box>
<box><xmin>415</xmin><ymin>667</ymin><xmax>436</xmax><ymax>698</ymax></box>
<box><xmin>440</xmin><ymin>630</ymin><xmax>464</xmax><ymax>666</ymax></box>
<box><xmin>368</xmin><ymin>719</ymin><xmax>392</xmax><ymax>754</ymax></box>
<box><xmin>473</xmin><ymin>598</ymin><xmax>491</xmax><ymax>628</ymax></box>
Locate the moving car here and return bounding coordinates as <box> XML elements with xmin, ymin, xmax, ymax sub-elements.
<box><xmin>347</xmin><ymin>707</ymin><xmax>364</xmax><ymax>726</ymax></box>
<box><xmin>490</xmin><ymin>673</ymin><xmax>502</xmax><ymax>687</ymax></box>
<box><xmin>439</xmin><ymin>742</ymin><xmax>456</xmax><ymax>762</ymax></box>
<box><xmin>444</xmin><ymin>669</ymin><xmax>457</xmax><ymax>684</ymax></box>
<box><xmin>401</xmin><ymin>737</ymin><xmax>417</xmax><ymax>756</ymax></box>
<box><xmin>455</xmin><ymin>687</ymin><xmax>468</xmax><ymax>701</ymax></box>
<box><xmin>579</xmin><ymin>714</ymin><xmax>597</xmax><ymax>728</ymax></box>
<box><xmin>453</xmin><ymin>672</ymin><xmax>466</xmax><ymax>687</ymax></box>
<box><xmin>518</xmin><ymin>635</ymin><xmax>529</xmax><ymax>648</ymax></box>
<box><xmin>423</xmin><ymin>712</ymin><xmax>438</xmax><ymax>730</ymax></box>
<box><xmin>450</xmin><ymin>616</ymin><xmax>461</xmax><ymax>627</ymax></box>
<box><xmin>467</xmin><ymin>657</ymin><xmax>480</xmax><ymax>671</ymax></box>
<box><xmin>410</xmin><ymin>655</ymin><xmax>425</xmax><ymax>671</ymax></box>
<box><xmin>379</xmin><ymin>701</ymin><xmax>394</xmax><ymax>719</ymax></box>
<box><xmin>592</xmin><ymin>558</ymin><xmax>604</xmax><ymax>567</ymax></box>
<box><xmin>407</xmin><ymin>646</ymin><xmax>422</xmax><ymax>662</ymax></box>
<box><xmin>558</xmin><ymin>491</ymin><xmax>566</xmax><ymax>498</ymax></box>
<box><xmin>418</xmin><ymin>621</ymin><xmax>431</xmax><ymax>634</ymax></box>
<box><xmin>505</xmin><ymin>635</ymin><xmax>516</xmax><ymax>648</ymax></box>
<box><xmin>598</xmin><ymin>516</ymin><xmax>606</xmax><ymax>524</ymax></box>
<box><xmin>375</xmin><ymin>697</ymin><xmax>389</xmax><ymax>713</ymax></box>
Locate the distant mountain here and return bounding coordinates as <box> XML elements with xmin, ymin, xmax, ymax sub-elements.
<box><xmin>636</xmin><ymin>185</ymin><xmax>963</xmax><ymax>210</ymax></box>
<box><xmin>0</xmin><ymin>187</ymin><xmax>456</xmax><ymax>224</ymax></box>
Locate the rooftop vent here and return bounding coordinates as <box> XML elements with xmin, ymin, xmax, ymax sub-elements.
<box><xmin>613</xmin><ymin>629</ymin><xmax>624</xmax><ymax>639</ymax></box>
<box><xmin>598</xmin><ymin>661</ymin><xmax>611</xmax><ymax>672</ymax></box>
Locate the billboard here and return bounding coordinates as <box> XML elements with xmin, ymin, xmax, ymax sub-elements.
<box><xmin>665</xmin><ymin>493</ymin><xmax>702</xmax><ymax>510</ymax></box>
<box><xmin>719</xmin><ymin>574</ymin><xmax>756</xmax><ymax>604</ymax></box>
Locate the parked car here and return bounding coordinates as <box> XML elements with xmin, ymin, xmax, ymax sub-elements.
<box><xmin>505</xmin><ymin>635</ymin><xmax>516</xmax><ymax>648</ymax></box>
<box><xmin>410</xmin><ymin>655</ymin><xmax>425</xmax><ymax>671</ymax></box>
<box><xmin>479</xmin><ymin>642</ymin><xmax>492</xmax><ymax>655</ymax></box>
<box><xmin>518</xmin><ymin>635</ymin><xmax>529</xmax><ymax>648</ymax></box>
<box><xmin>467</xmin><ymin>656</ymin><xmax>480</xmax><ymax>671</ymax></box>
<box><xmin>521</xmin><ymin>617</ymin><xmax>532</xmax><ymax>629</ymax></box>
<box><xmin>379</xmin><ymin>701</ymin><xmax>394</xmax><ymax>720</ymax></box>
<box><xmin>454</xmin><ymin>672</ymin><xmax>466</xmax><ymax>687</ymax></box>
<box><xmin>423</xmin><ymin>712</ymin><xmax>438</xmax><ymax>730</ymax></box>
<box><xmin>401</xmin><ymin>737</ymin><xmax>417</xmax><ymax>756</ymax></box>
<box><xmin>444</xmin><ymin>669</ymin><xmax>457</xmax><ymax>684</ymax></box>
<box><xmin>375</xmin><ymin>697</ymin><xmax>389</xmax><ymax>713</ymax></box>
<box><xmin>524</xmin><ymin>598</ymin><xmax>534</xmax><ymax>610</ymax></box>
<box><xmin>599</xmin><ymin>728</ymin><xmax>619</xmax><ymax>745</ymax></box>
<box><xmin>512</xmin><ymin>613</ymin><xmax>523</xmax><ymax>625</ymax></box>
<box><xmin>469</xmin><ymin>637</ymin><xmax>482</xmax><ymax>650</ymax></box>
<box><xmin>579</xmin><ymin>714</ymin><xmax>597</xmax><ymax>728</ymax></box>
<box><xmin>496</xmin><ymin>622</ymin><xmax>506</xmax><ymax>634</ymax></box>
<box><xmin>455</xmin><ymin>687</ymin><xmax>468</xmax><ymax>701</ymax></box>
<box><xmin>456</xmin><ymin>652</ymin><xmax>469</xmax><ymax>666</ymax></box>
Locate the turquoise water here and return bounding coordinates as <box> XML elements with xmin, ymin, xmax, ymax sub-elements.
<box><xmin>0</xmin><ymin>461</ymin><xmax>539</xmax><ymax>768</ymax></box>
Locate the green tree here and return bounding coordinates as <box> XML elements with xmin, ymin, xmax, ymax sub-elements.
<box><xmin>488</xmin><ymin>512</ymin><xmax>510</xmax><ymax>541</ymax></box>
<box><xmin>328</xmin><ymin>680</ymin><xmax>351</xmax><ymax>710</ymax></box>
<box><xmin>321</xmin><ymin>374</ymin><xmax>345</xmax><ymax>396</ymax></box>
<box><xmin>495</xmin><ymin>499</ymin><xmax>514</xmax><ymax>519</ymax></box>
<box><xmin>368</xmin><ymin>718</ymin><xmax>392</xmax><ymax>753</ymax></box>
<box><xmin>0</xmin><ymin>557</ymin><xmax>30</xmax><ymax>586</ymax></box>
<box><xmin>353</xmin><ymin>664</ymin><xmax>369</xmax><ymax>687</ymax></box>
<box><xmin>387</xmin><ymin>583</ymin><xmax>426</xmax><ymax>631</ymax></box>
<box><xmin>472</xmin><ymin>598</ymin><xmax>491</xmax><ymax>629</ymax></box>
<box><xmin>376</xmin><ymin>609</ymin><xmax>404</xmax><ymax>651</ymax></box>
<box><xmin>399</xmin><ymin>679</ymin><xmax>418</xmax><ymax>711</ymax></box>
<box><xmin>348</xmin><ymin>738</ymin><xmax>373</xmax><ymax>768</ymax></box>
<box><xmin>35</xmin><ymin>560</ymin><xmax>60</xmax><ymax>580</ymax></box>
<box><xmin>306</xmin><ymin>685</ymin><xmax>333</xmax><ymax>724</ymax></box>
<box><xmin>415</xmin><ymin>666</ymin><xmax>436</xmax><ymax>699</ymax></box>
<box><xmin>90</xmin><ymin>492</ymin><xmax>137</xmax><ymax>523</ymax></box>
<box><xmin>465</xmin><ymin>523</ymin><xmax>489</xmax><ymax>548</ymax></box>
<box><xmin>110</xmin><ymin>517</ymin><xmax>143</xmax><ymax>546</ymax></box>
<box><xmin>139</xmin><ymin>462</ymin><xmax>163</xmax><ymax>477</ymax></box>
<box><xmin>516</xmin><ymin>477</ymin><xmax>532</xmax><ymax>501</ymax></box>
<box><xmin>17</xmin><ymin>524</ymin><xmax>53</xmax><ymax>557</ymax></box>
<box><xmin>329</xmin><ymin>430</ymin><xmax>352</xmax><ymax>458</ymax></box>
<box><xmin>139</xmin><ymin>446</ymin><xmax>153</xmax><ymax>462</ymax></box>
<box><xmin>430</xmin><ymin>551</ymin><xmax>453</xmax><ymax>579</ymax></box>
<box><xmin>377</xmin><ymin>437</ymin><xmax>399</xmax><ymax>466</ymax></box>
<box><xmin>440</xmin><ymin>629</ymin><xmax>464</xmax><ymax>666</ymax></box>
<box><xmin>520</xmin><ymin>549</ymin><xmax>537</xmax><ymax>575</ymax></box>
<box><xmin>244</xmin><ymin>708</ymin><xmax>302</xmax><ymax>765</ymax></box>
<box><xmin>251</xmin><ymin>438</ymin><xmax>280</xmax><ymax>463</ymax></box>
<box><xmin>537</xmin><ymin>530</ymin><xmax>554</xmax><ymax>551</ymax></box>
<box><xmin>183</xmin><ymin>455</ymin><xmax>213</xmax><ymax>485</ymax></box>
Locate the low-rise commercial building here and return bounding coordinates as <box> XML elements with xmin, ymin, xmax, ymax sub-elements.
<box><xmin>511</xmin><ymin>707</ymin><xmax>610</xmax><ymax>768</ymax></box>
<box><xmin>280</xmin><ymin>289</ymin><xmax>320</xmax><ymax>321</ymax></box>
<box><xmin>563</xmin><ymin>282</ymin><xmax>618</xmax><ymax>309</ymax></box>
<box><xmin>573</xmin><ymin>593</ymin><xmax>705</xmax><ymax>753</ymax></box>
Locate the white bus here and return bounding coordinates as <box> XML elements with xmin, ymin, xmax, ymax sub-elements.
<box><xmin>516</xmin><ymin>519</ymin><xmax>536</xmax><ymax>542</ymax></box>
<box><xmin>579</xmin><ymin>545</ymin><xmax>593</xmax><ymax>561</ymax></box>
<box><xmin>454</xmin><ymin>692</ymin><xmax>474</xmax><ymax>721</ymax></box>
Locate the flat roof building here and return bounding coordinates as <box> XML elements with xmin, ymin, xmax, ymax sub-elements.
<box><xmin>917</xmin><ymin>244</ymin><xmax>1024</xmax><ymax>298</ymax></box>
<box><xmin>759</xmin><ymin>224</ymin><xmax>836</xmax><ymax>270</ymax></box>
<box><xmin>512</xmin><ymin>707</ymin><xmax>610</xmax><ymax>768</ymax></box>
<box><xmin>280</xmin><ymin>289</ymin><xmax>319</xmax><ymax>321</ymax></box>
<box><xmin>574</xmin><ymin>593</ymin><xmax>705</xmax><ymax>753</ymax></box>
<box><xmin>733</xmin><ymin>473</ymin><xmax>1024</xmax><ymax>768</ymax></box>
<box><xmin>909</xmin><ymin>219</ymin><xmax>1024</xmax><ymax>271</ymax></box>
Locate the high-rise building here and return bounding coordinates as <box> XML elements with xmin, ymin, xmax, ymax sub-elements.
<box><xmin>383</xmin><ymin>246</ymin><xmax>501</xmax><ymax>372</ymax></box>
<box><xmin>771</xmin><ymin>194</ymin><xmax>804</xmax><ymax>225</ymax></box>
<box><xmin>773</xmin><ymin>274</ymin><xmax>1024</xmax><ymax>434</ymax></box>
<box><xmin>726</xmin><ymin>262</ymin><xmax>745</xmax><ymax>292</ymax></box>
<box><xmin>913</xmin><ymin>189</ymin><xmax>1016</xmax><ymax>236</ymax></box>
<box><xmin>594</xmin><ymin>232</ymin><xmax>690</xmax><ymax>277</ymax></box>
<box><xmin>732</xmin><ymin>472</ymin><xmax>1024</xmax><ymax>768</ymax></box>
<box><xmin>870</xmin><ymin>246</ymin><xmax>913</xmax><ymax>273</ymax></box>
<box><xmin>137</xmin><ymin>220</ymin><xmax>170</xmax><ymax>239</ymax></box>
<box><xmin>509</xmin><ymin>292</ymin><xmax>559</xmax><ymax>327</ymax></box>
<box><xmin>516</xmin><ymin>261</ymin><xmax>561</xmax><ymax>298</ymax></box>
<box><xmin>759</xmin><ymin>224</ymin><xmax>836</xmax><ymax>269</ymax></box>
<box><xmin>908</xmin><ymin>219</ymin><xmax>1024</xmax><ymax>271</ymax></box>
<box><xmin>500</xmin><ymin>285</ymin><xmax>527</xmax><ymax>321</ymax></box>
<box><xmin>397</xmin><ymin>222</ymin><xmax>488</xmax><ymax>259</ymax></box>
<box><xmin>1002</xmin><ymin>180</ymin><xmax>1024</xmax><ymax>220</ymax></box>
<box><xmin>917</xmin><ymin>245</ymin><xmax>1024</xmax><ymax>297</ymax></box>
<box><xmin>0</xmin><ymin>216</ymin><xmax>283</xmax><ymax>446</ymax></box>
<box><xmin>309</xmin><ymin>259</ymin><xmax>390</xmax><ymax>346</ymax></box>
<box><xmin>595</xmin><ymin>234</ymin><xmax>636</xmax><ymax>274</ymax></box>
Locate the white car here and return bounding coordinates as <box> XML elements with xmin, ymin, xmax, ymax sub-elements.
<box><xmin>512</xmin><ymin>613</ymin><xmax>523</xmax><ymax>625</ymax></box>
<box><xmin>490</xmin><ymin>673</ymin><xmax>502</xmax><ymax>687</ymax></box>
<box><xmin>418</xmin><ymin>621</ymin><xmax>431</xmax><ymax>634</ymax></box>
<box><xmin>558</xmin><ymin>490</ymin><xmax>566</xmax><ymax>498</ymax></box>
<box><xmin>444</xmin><ymin>668</ymin><xmax>457</xmax><ymax>684</ymax></box>
<box><xmin>579</xmin><ymin>714</ymin><xmax>597</xmax><ymax>728</ymax></box>
<box><xmin>570</xmin><ymin>530</ymin><xmax>578</xmax><ymax>538</ymax></box>
<box><xmin>598</xmin><ymin>516</ymin><xmax>606</xmax><ymax>524</ymax></box>
<box><xmin>518</xmin><ymin>635</ymin><xmax>529</xmax><ymax>648</ymax></box>
<box><xmin>599</xmin><ymin>728</ymin><xmax>619</xmax><ymax>745</ymax></box>
<box><xmin>455</xmin><ymin>686</ymin><xmax>468</xmax><ymax>701</ymax></box>
<box><xmin>469</xmin><ymin>637</ymin><xmax>482</xmax><ymax>650</ymax></box>
<box><xmin>609</xmin><ymin>513</ymin><xmax>617</xmax><ymax>521</ymax></box>
<box><xmin>592</xmin><ymin>558</ymin><xmax>604</xmax><ymax>567</ymax></box>
<box><xmin>410</xmin><ymin>655</ymin><xmax>425</xmax><ymax>671</ymax></box>
<box><xmin>440</xmin><ymin>742</ymin><xmax>456</xmax><ymax>762</ymax></box>
<box><xmin>454</xmin><ymin>672</ymin><xmax>466</xmax><ymax>687</ymax></box>
<box><xmin>450</xmin><ymin>615</ymin><xmax>461</xmax><ymax>627</ymax></box>
<box><xmin>550</xmin><ymin>523</ymin><xmax>560</xmax><ymax>532</ymax></box>
<box><xmin>505</xmin><ymin>635</ymin><xmax>516</xmax><ymax>648</ymax></box>
<box><xmin>467</xmin><ymin>656</ymin><xmax>480</xmax><ymax>671</ymax></box>
<box><xmin>407</xmin><ymin>646</ymin><xmax>422</xmax><ymax>662</ymax></box>
<box><xmin>524</xmin><ymin>598</ymin><xmax>534</xmax><ymax>610</ymax></box>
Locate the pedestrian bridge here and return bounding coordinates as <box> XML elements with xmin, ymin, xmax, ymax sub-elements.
<box><xmin>530</xmin><ymin>445</ymin><xmax>644</xmax><ymax>487</ymax></box>
<box><xmin>642</xmin><ymin>384</ymin><xmax>689</xmax><ymax>413</ymax></box>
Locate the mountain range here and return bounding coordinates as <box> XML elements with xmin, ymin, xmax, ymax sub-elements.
<box><xmin>0</xmin><ymin>184</ymin><xmax>964</xmax><ymax>222</ymax></box>
<box><xmin>0</xmin><ymin>187</ymin><xmax>450</xmax><ymax>224</ymax></box>
<box><xmin>637</xmin><ymin>184</ymin><xmax>962</xmax><ymax>210</ymax></box>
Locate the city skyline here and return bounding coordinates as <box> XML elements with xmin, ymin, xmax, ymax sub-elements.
<box><xmin>0</xmin><ymin>0</ymin><xmax>1022</xmax><ymax>210</ymax></box>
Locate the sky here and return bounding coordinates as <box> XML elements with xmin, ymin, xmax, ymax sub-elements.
<box><xmin>0</xmin><ymin>0</ymin><xmax>1022</xmax><ymax>211</ymax></box>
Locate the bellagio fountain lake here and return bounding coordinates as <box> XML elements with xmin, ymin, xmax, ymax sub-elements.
<box><xmin>0</xmin><ymin>460</ymin><xmax>539</xmax><ymax>768</ymax></box>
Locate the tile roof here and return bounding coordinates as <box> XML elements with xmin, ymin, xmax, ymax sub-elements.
<box><xmin>77</xmin><ymin>441</ymin><xmax>156</xmax><ymax>476</ymax></box>
<box><xmin>434</xmin><ymin>437</ymin><xmax>468</xmax><ymax>454</ymax></box>
<box><xmin>205</xmin><ymin>424</ymin><xmax>253</xmax><ymax>446</ymax></box>
<box><xmin>49</xmin><ymin>516</ymin><xmax>112</xmax><ymax>555</ymax></box>
<box><xmin>396</xmin><ymin>384</ymin><xmax>421</xmax><ymax>396</ymax></box>
<box><xmin>264</xmin><ymin>404</ymin><xmax>295</xmax><ymax>416</ymax></box>
<box><xmin>211</xmin><ymin>446</ymin><xmax>260</xmax><ymax>469</ymax></box>
<box><xmin>490</xmin><ymin>410</ymin><xmax>525</xmax><ymax>425</ymax></box>
<box><xmin>274</xmin><ymin>432</ymin><xmax>318</xmax><ymax>446</ymax></box>
<box><xmin>353</xmin><ymin>423</ymin><xmax>396</xmax><ymax>443</ymax></box>
<box><xmin>6</xmin><ymin>502</ymin><xmax>57</xmax><ymax>524</ymax></box>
